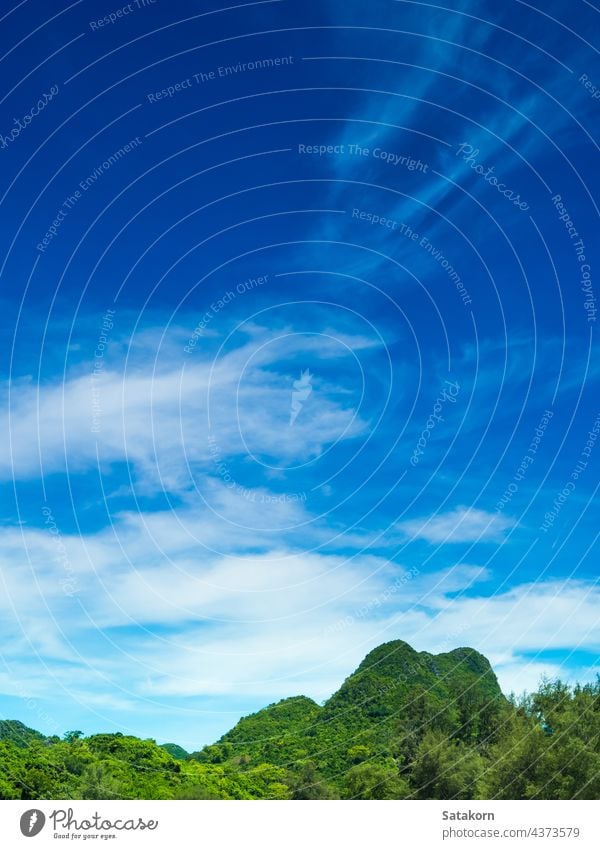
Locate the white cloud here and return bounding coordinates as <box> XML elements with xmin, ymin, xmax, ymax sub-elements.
<box><xmin>121</xmin><ymin>577</ymin><xmax>600</xmax><ymax>702</ymax></box>
<box><xmin>493</xmin><ymin>661</ymin><xmax>564</xmax><ymax>696</ymax></box>
<box><xmin>398</xmin><ymin>506</ymin><xmax>516</xmax><ymax>543</ymax></box>
<box><xmin>0</xmin><ymin>501</ymin><xmax>597</xmax><ymax>712</ymax></box>
<box><xmin>0</xmin><ymin>326</ymin><xmax>372</xmax><ymax>492</ymax></box>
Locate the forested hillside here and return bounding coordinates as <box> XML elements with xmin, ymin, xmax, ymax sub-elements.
<box><xmin>1</xmin><ymin>641</ymin><xmax>598</xmax><ymax>800</ymax></box>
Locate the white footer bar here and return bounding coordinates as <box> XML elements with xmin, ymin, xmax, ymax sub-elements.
<box><xmin>0</xmin><ymin>800</ymin><xmax>597</xmax><ymax>848</ymax></box>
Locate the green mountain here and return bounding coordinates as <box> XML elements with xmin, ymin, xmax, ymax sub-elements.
<box><xmin>160</xmin><ymin>743</ymin><xmax>190</xmax><ymax>760</ymax></box>
<box><xmin>193</xmin><ymin>641</ymin><xmax>506</xmax><ymax>785</ymax></box>
<box><xmin>1</xmin><ymin>641</ymin><xmax>598</xmax><ymax>800</ymax></box>
<box><xmin>0</xmin><ymin>719</ymin><xmax>46</xmax><ymax>748</ymax></box>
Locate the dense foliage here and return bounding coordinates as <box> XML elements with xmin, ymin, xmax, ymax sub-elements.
<box><xmin>1</xmin><ymin>641</ymin><xmax>598</xmax><ymax>799</ymax></box>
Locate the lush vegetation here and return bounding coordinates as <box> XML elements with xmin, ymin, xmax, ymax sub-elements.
<box><xmin>1</xmin><ymin>641</ymin><xmax>598</xmax><ymax>799</ymax></box>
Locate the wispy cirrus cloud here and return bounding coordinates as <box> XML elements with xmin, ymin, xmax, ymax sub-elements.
<box><xmin>1</xmin><ymin>324</ymin><xmax>375</xmax><ymax>493</ymax></box>
<box><xmin>398</xmin><ymin>505</ymin><xmax>516</xmax><ymax>543</ymax></box>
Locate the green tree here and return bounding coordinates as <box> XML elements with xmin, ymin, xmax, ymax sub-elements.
<box><xmin>79</xmin><ymin>763</ymin><xmax>122</xmax><ymax>799</ymax></box>
<box><xmin>344</xmin><ymin>762</ymin><xmax>410</xmax><ymax>799</ymax></box>
<box><xmin>63</xmin><ymin>730</ymin><xmax>84</xmax><ymax>744</ymax></box>
<box><xmin>286</xmin><ymin>762</ymin><xmax>338</xmax><ymax>799</ymax></box>
<box><xmin>410</xmin><ymin>730</ymin><xmax>485</xmax><ymax>799</ymax></box>
<box><xmin>347</xmin><ymin>745</ymin><xmax>371</xmax><ymax>764</ymax></box>
<box><xmin>486</xmin><ymin>680</ymin><xmax>600</xmax><ymax>800</ymax></box>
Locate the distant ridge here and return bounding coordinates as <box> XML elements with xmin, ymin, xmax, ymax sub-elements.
<box><xmin>0</xmin><ymin>719</ymin><xmax>46</xmax><ymax>748</ymax></box>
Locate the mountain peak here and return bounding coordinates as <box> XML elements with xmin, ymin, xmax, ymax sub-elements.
<box><xmin>194</xmin><ymin>639</ymin><xmax>505</xmax><ymax>777</ymax></box>
<box><xmin>353</xmin><ymin>639</ymin><xmax>420</xmax><ymax>673</ymax></box>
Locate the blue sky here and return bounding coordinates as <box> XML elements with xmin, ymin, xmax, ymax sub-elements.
<box><xmin>0</xmin><ymin>0</ymin><xmax>598</xmax><ymax>749</ymax></box>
